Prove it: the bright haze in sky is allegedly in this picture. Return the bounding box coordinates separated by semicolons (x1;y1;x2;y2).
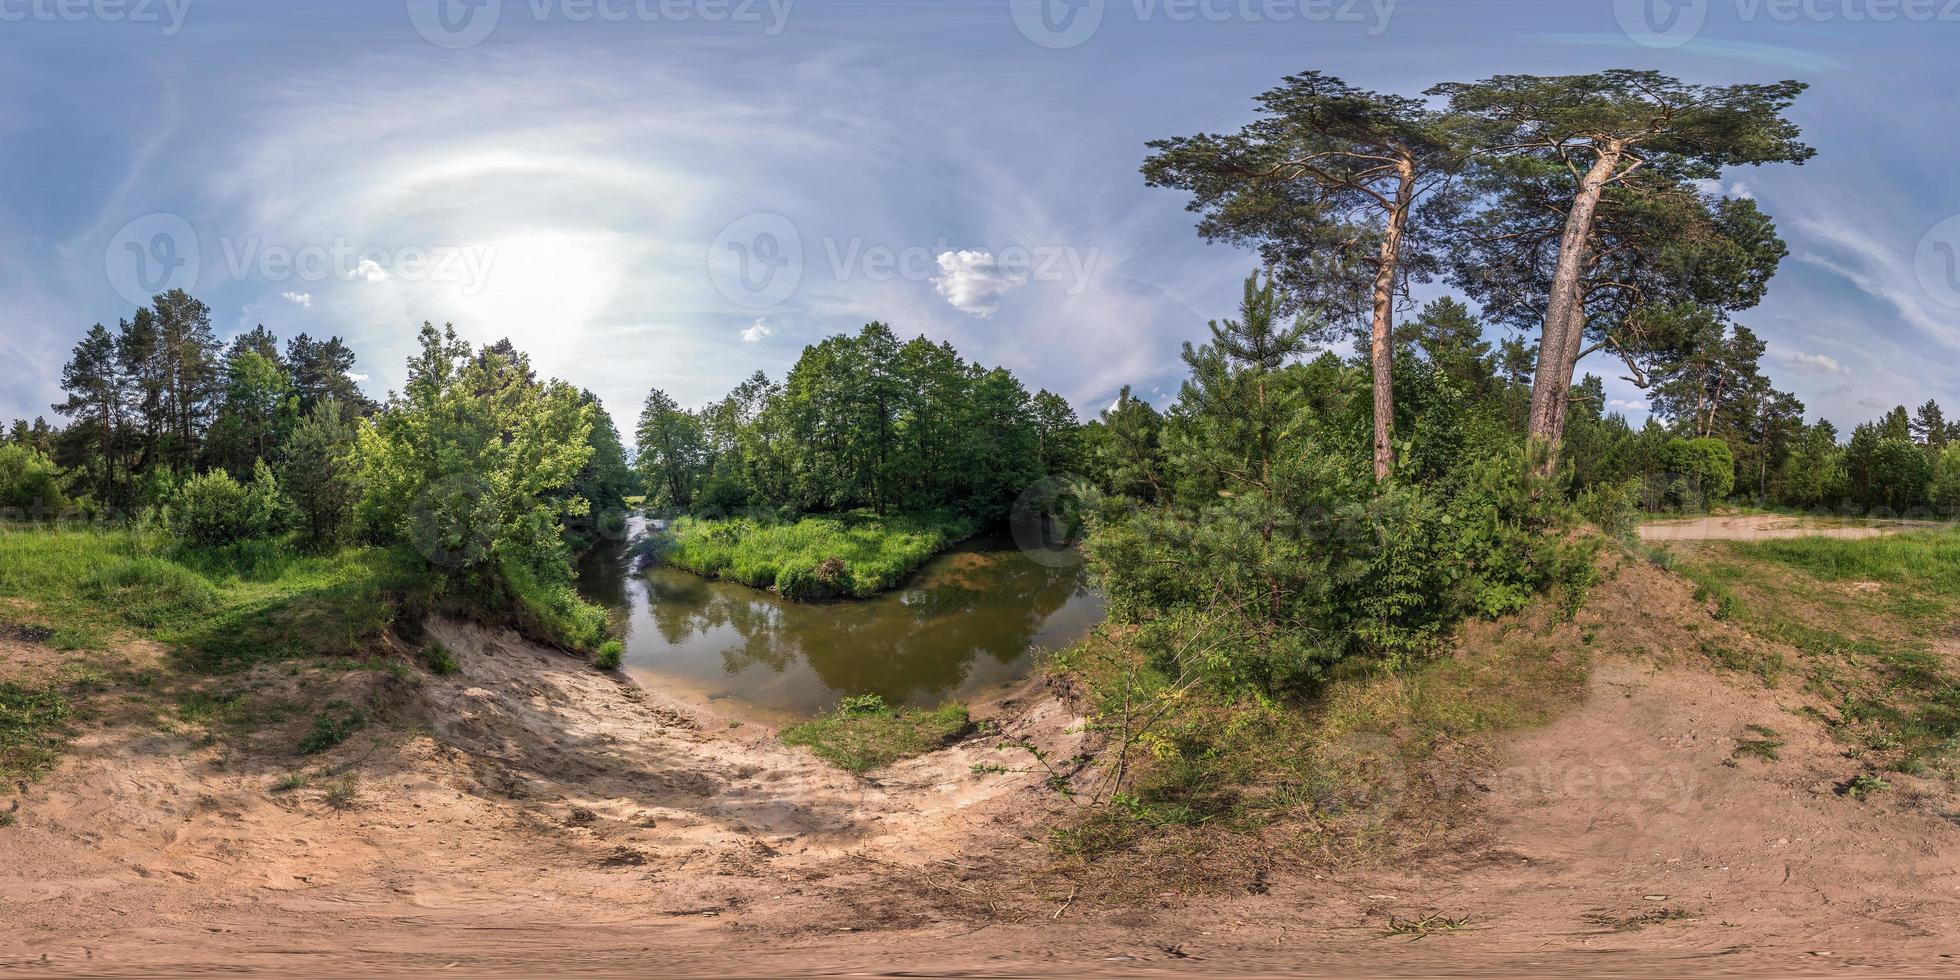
4;0;1959;439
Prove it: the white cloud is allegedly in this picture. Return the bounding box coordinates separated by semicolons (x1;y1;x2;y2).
281;291;312;308
348;373;369;383
1772;349;1847;375
740;318;773;343
350;258;390;282
931;249;1028;317
1608;397;1649;413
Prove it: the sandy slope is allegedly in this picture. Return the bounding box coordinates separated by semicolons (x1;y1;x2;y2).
7;565;1960;976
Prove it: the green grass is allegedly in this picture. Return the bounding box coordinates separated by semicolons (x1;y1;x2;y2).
1677;530;1960;775
0;682;71;785
0;525;434;669
660;510;978;599
781;694;972;774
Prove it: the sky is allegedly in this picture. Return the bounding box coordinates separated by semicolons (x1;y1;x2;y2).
4;0;1960;442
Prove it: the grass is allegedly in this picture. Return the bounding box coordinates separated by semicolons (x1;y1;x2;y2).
298;706;365;755
0;682;71;785
0;525;433;668
659;510;978;599
1674;528;1960;777
781;694;972;774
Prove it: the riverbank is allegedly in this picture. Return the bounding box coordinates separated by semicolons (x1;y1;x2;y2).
656;510;978;599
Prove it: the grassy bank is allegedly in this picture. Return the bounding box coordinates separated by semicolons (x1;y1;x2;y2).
781;694;972;774
1674;528;1960;775
659;510;978;599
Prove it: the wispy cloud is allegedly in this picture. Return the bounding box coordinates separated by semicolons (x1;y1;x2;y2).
282;290;312;308
1772;349;1846;374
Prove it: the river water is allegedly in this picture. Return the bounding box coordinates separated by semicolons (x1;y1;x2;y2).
575;517;1105;723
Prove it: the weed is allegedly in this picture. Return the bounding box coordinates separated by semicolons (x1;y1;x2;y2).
1838;772;1891;799
420;642;459;676
1584;907;1695;931
660;510;977;599
781;694;971;774
1732;725;1784;762
298;708;365;755
1380;912;1475;939
271;771;311;793
321;774;360;809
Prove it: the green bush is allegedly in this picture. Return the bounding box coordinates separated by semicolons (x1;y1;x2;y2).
0;444;69;515
1658;437;1735;509
421;641;459;676
298;708;365;755
594;640;623;670
170;461;284;547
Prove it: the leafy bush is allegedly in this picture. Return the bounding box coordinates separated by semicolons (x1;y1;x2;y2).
1657;437;1735;510
594;640;623;671
170;461;283;547
421;641;459;676
0;444;69;516
1932;449;1960;512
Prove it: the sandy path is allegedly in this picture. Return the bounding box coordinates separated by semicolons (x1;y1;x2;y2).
9;575;1960;975
1639;513;1947;542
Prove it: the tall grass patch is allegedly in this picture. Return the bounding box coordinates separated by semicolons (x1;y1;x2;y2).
661;510;977;599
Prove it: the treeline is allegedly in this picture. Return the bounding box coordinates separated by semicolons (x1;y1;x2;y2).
635;321;1080;523
2;291;635;650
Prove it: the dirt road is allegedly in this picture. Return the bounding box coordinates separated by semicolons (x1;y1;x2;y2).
1639;513;1946;542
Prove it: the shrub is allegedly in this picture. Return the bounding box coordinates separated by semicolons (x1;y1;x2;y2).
594;640;623;671
171;461;283;547
0;444;69;516
421;641;459;676
1658;437;1735;510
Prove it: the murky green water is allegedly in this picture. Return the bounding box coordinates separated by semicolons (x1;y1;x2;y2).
576;518;1105;722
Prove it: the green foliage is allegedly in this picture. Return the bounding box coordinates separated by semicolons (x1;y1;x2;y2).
593;640;623;671
1843;425;1931;513
1658;437;1736;509
421;641;459;676
168;461;284;547
660;510;976;599
0;443;70;515
637;323;1061;525
780;694;971;774
280;400;361;547
1931;447;1960;511
298;707;365;755
355;324;603;650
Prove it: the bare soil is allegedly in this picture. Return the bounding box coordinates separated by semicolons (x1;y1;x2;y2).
7;563;1960;976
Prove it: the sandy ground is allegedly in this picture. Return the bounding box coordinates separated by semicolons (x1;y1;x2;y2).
1639;513;1947;542
7;563;1960;976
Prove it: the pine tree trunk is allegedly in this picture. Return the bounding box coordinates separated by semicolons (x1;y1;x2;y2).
1368;162;1417;483
1529;147;1623;474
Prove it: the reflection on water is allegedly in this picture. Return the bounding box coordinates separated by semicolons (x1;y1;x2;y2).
575;517;1105;721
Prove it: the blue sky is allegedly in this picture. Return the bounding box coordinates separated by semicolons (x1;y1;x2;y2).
4;0;1959;440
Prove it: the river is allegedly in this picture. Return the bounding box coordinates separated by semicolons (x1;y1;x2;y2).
575;516;1105;723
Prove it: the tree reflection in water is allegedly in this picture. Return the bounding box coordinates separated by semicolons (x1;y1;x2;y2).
578;527;1103;717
